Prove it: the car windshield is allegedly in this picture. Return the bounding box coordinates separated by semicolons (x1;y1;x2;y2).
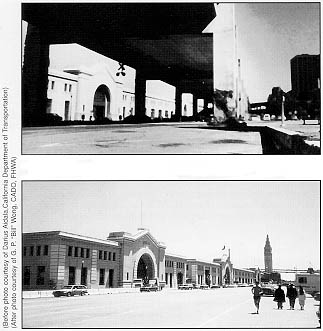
62;286;73;289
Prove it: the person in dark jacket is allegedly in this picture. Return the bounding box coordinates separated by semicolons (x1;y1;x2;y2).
274;285;286;309
286;284;298;309
251;281;263;314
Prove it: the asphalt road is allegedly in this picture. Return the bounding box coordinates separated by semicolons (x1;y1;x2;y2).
22;122;263;154
23;287;319;328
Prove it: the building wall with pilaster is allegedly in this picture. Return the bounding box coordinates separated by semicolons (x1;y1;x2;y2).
23;232;120;290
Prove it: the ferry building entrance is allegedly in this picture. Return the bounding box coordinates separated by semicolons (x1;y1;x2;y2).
137;253;155;283
107;229;166;288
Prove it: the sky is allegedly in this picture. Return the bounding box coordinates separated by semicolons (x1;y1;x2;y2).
21;3;320;104
23;181;320;271
235;2;320;102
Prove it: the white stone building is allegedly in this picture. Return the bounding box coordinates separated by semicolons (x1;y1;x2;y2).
45;44;176;122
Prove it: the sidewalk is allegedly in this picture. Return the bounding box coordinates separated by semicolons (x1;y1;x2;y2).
248;120;320;145
23;287;140;299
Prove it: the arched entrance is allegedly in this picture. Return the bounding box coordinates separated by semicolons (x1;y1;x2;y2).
137;253;155;285
177;272;184;285
93;85;111;121
224;267;231;284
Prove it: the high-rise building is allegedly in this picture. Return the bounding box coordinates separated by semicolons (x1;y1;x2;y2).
290;54;320;99
264;234;273;273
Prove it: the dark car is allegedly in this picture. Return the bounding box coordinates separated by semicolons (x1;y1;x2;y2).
261;285;276;296
178;284;193;290
314;292;321;301
53;285;88;297
140;284;159;292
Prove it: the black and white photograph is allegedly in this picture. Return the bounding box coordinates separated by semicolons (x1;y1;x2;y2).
0;1;322;331
22;181;320;328
21;2;320;154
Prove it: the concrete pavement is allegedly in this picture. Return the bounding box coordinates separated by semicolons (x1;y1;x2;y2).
22;122;263;154
23;287;320;328
247;119;320;145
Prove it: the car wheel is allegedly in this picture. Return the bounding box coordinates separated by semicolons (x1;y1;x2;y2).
80;292;84;296
67;292;71;297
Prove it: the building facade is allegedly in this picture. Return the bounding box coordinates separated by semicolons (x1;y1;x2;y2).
22;231;120;290
233;268;255;284
23;229;257;290
46;65;176;122
291;54;320;98
264;234;273;273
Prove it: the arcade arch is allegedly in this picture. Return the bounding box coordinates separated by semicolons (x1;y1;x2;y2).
224;266;231;284
137;253;155;282
133;247;158;284
93;84;111;120
177;272;184;285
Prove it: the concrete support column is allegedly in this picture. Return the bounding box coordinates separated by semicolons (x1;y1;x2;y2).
203;98;209;116
135;70;146;120
206;97;214;114
175;87;182;120
193;95;198;119
22;24;50;126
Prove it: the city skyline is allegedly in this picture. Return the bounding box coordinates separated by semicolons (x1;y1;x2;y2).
235;2;320;102
23;181;320;271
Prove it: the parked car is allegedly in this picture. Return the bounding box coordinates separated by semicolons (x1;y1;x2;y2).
249;115;261;121
210;284;221;289
261;284;276;296
53;285;88;297
140;283;159;292
178;284;193;290
263;114;271;121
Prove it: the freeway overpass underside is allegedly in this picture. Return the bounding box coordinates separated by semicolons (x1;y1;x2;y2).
22;3;216;125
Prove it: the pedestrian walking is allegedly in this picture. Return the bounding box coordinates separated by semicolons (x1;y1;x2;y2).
298;286;306;310
274;285;285;309
286;284;298;309
251;281;263;314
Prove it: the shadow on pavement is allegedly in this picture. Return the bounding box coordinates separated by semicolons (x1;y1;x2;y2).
158;143;187;148
210;139;248;144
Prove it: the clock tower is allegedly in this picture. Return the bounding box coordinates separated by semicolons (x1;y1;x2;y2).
264;235;273;273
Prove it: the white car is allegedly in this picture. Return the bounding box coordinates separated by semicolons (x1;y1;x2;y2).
250;115;261;121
